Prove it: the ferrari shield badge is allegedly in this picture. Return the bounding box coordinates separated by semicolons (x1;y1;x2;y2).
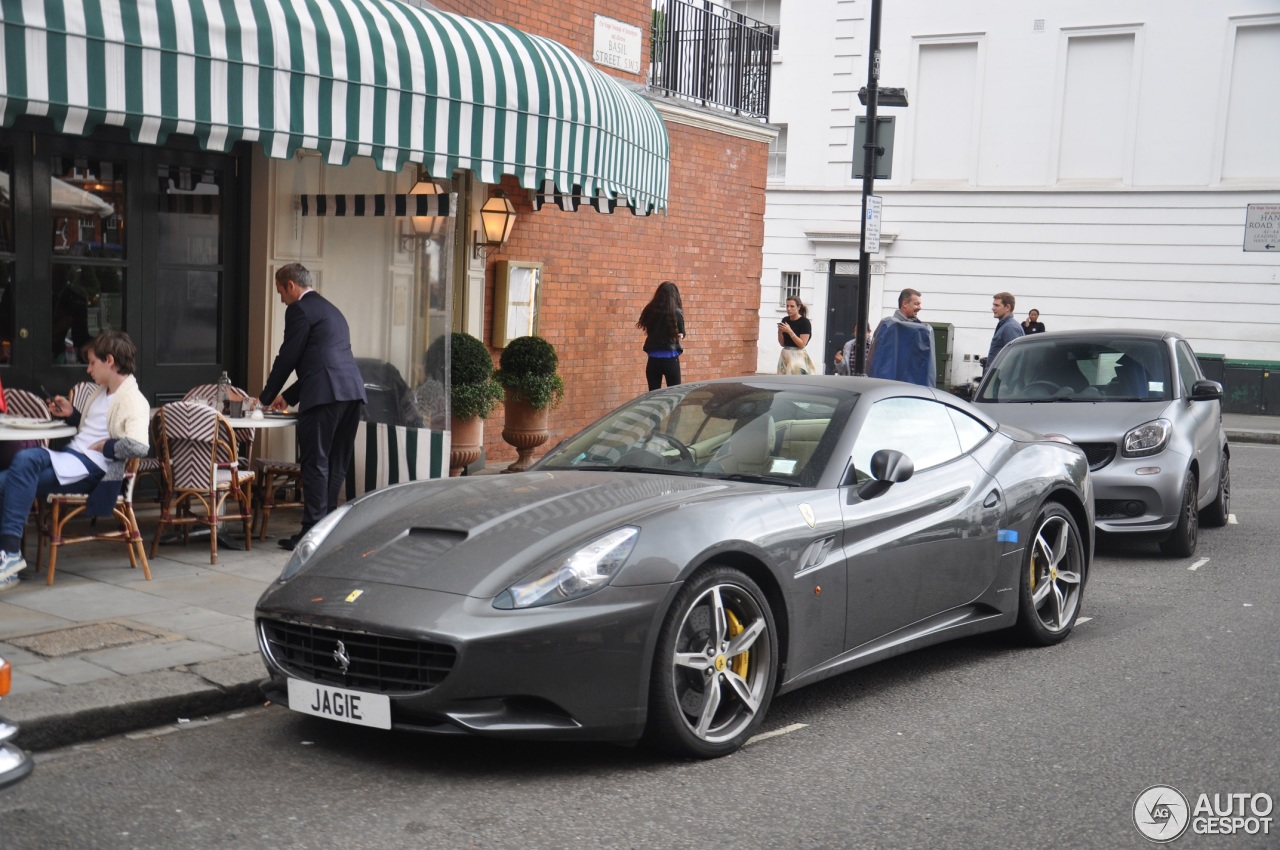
798;503;816;528
344;590;364;603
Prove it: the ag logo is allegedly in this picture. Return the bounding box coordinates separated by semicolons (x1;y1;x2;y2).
1134;784;1190;843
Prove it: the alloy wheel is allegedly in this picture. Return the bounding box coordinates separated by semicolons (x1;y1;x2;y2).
669;582;774;746
1028;513;1084;633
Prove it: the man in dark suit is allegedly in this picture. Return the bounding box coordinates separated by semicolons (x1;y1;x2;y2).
259;263;367;550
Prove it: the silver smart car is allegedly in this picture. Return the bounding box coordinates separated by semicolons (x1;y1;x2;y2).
973;329;1229;557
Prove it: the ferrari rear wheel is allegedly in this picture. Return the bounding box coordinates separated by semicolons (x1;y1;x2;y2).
645;565;777;759
1015;502;1086;646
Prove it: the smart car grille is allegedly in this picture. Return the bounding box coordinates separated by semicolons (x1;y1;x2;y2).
1076;442;1116;471
260;619;456;695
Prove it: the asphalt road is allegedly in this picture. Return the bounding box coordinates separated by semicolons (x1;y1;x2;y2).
3;444;1278;850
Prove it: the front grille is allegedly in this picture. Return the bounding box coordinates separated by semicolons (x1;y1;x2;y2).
260;618;456;695
1076;442;1116;471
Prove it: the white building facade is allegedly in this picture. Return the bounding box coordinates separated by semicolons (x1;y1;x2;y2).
753;0;1280;388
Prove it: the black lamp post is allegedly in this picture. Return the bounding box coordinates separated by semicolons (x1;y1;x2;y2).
851;0;884;377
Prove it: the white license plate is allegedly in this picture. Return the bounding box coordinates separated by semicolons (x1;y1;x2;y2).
286;679;391;730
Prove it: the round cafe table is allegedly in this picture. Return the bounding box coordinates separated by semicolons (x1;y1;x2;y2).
0;418;77;441
221;413;298;548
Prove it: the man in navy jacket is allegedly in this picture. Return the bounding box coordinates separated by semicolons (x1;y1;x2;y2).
259;263;367;550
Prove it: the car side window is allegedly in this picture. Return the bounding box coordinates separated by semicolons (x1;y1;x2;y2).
853;397;963;476
946;407;991;453
1175;342;1201;396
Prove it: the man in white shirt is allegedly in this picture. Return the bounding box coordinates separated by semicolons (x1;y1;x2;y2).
0;331;150;590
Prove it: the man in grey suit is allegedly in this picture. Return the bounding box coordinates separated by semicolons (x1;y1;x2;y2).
259;263;367;550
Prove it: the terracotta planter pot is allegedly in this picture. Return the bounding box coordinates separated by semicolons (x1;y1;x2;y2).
449;414;484;477
501;390;549;472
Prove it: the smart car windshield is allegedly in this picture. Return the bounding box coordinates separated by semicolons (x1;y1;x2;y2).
537;383;856;486
978;337;1172;403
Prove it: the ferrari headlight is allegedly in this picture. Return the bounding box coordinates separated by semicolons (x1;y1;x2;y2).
278;504;352;582
494;527;639;609
1122;418;1172;458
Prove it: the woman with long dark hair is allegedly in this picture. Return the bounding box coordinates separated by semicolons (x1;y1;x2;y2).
637;281;685;390
776;296;816;374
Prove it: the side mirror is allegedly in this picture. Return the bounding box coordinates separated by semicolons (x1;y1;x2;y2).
854;449;915;500
1190;379;1222;401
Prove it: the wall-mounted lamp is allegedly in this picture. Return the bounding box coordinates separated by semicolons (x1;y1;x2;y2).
398;178;445;252
474;191;516;260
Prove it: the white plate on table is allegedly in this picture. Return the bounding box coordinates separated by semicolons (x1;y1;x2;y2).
2;418;57;429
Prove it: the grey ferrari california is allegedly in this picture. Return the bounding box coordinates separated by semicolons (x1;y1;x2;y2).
256;376;1093;758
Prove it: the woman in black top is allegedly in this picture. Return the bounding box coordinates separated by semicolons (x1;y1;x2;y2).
637;280;686;390
1022;309;1046;334
776;296;816;374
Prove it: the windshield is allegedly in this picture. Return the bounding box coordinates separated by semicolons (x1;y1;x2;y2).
978;337;1172;403
537;383;856;486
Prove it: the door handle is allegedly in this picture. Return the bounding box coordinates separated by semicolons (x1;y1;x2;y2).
983;489;1000;509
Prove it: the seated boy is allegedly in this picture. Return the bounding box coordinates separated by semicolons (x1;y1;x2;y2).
0;331;149;590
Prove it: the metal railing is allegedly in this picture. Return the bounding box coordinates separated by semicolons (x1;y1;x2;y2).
650;0;773;121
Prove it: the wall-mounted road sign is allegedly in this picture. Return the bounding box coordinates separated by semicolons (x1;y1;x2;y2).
1244;204;1280;252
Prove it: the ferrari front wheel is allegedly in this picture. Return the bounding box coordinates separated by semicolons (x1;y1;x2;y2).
1015;502;1086;646
645;566;778;759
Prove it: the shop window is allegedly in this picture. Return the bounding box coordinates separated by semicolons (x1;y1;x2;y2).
0;148;12;365
155;165;223;364
50;156;127;364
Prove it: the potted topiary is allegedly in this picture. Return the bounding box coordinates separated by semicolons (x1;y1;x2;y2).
448;332;503;476
494;335;565;472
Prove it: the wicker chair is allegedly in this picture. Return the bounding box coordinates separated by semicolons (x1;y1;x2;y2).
36;457;150;585
253;455;304;540
184;383;256;463
149;401;255;564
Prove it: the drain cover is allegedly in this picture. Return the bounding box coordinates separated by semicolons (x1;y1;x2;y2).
8;622;155;657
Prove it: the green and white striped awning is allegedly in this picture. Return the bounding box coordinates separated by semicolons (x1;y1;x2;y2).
0;0;669;214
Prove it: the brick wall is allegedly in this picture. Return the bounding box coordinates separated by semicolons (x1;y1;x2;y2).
438;0;650;82
478;122;768;467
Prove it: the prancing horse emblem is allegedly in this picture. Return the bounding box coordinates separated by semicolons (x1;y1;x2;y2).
333;640;351;675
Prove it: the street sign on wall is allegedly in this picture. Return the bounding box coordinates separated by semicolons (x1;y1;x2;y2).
1244;204;1280;252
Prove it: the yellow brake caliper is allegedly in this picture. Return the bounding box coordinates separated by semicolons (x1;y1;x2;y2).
726;609;750;678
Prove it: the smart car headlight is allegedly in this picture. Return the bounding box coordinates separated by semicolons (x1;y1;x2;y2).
494;527;639;609
278;504;352;582
1122;418;1172;458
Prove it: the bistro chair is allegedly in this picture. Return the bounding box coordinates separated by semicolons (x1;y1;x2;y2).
184;383;256;465
253;456;304;540
36;457;150;585
68;381;98;414
149;401;256;565
4;388;52;433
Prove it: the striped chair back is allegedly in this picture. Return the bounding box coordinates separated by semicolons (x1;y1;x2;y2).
155;401;240;491
184;383;255;459
5;388;51;420
69;381;99;415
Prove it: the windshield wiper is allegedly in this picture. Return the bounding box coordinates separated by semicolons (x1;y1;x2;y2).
713;472;799;486
571;465;704;477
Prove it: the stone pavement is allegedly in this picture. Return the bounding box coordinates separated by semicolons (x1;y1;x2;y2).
2;413;1278;753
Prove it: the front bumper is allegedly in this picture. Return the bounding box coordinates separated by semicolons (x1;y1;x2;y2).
256;576;680;743
1090;452;1187;534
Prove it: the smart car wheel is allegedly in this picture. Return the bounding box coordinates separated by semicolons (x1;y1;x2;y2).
645;565;777;759
1015;503;1086;646
1199;450;1230;529
1160;472;1199;557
